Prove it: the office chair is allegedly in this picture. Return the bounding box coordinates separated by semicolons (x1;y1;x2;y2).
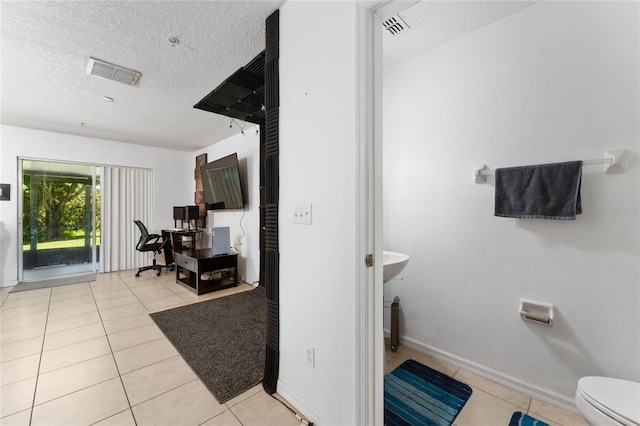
133;220;170;277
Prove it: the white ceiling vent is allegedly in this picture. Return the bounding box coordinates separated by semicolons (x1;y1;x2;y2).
382;15;410;35
86;57;141;86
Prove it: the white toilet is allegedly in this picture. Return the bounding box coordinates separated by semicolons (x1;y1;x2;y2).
575;376;640;426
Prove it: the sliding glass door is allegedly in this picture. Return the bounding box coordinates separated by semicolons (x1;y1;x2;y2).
20;159;100;282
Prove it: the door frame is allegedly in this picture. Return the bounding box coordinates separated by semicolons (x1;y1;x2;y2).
17;157;99;282
355;1;419;424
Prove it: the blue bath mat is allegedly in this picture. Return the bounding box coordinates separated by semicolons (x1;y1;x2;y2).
384;359;472;426
509;411;550;426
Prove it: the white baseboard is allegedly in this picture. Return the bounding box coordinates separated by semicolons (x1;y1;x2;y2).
276;380;337;426
1;280;19;288
385;329;578;413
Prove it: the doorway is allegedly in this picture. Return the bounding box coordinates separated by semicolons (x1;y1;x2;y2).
19;159;100;283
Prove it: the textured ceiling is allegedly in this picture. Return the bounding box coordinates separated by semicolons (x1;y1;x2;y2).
0;1;282;151
1;1;536;152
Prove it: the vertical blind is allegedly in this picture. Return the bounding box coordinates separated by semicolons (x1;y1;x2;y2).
101;166;153;272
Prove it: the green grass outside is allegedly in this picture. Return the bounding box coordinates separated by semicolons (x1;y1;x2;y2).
23;232;101;250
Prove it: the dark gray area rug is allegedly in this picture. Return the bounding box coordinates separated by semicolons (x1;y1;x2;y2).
150;286;265;403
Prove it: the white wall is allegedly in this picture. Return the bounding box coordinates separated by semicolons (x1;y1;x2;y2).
383;1;639;403
0;125;193;286
277;2;359;424
195;128;260;284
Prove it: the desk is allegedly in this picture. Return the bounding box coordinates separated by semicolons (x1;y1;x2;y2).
174;248;238;295
160;230;176;267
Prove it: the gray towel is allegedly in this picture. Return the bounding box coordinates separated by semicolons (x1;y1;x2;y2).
495;161;583;220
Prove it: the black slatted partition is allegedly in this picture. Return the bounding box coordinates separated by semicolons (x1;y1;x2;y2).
262;9;280;395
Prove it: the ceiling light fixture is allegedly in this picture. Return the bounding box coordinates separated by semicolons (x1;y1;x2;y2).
86;57;141;86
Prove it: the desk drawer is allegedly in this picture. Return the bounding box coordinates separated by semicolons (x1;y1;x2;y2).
175;253;197;272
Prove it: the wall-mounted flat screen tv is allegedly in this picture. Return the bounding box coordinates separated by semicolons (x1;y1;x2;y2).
200;153;245;210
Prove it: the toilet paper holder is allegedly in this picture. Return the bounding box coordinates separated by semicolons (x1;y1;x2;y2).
519;299;554;326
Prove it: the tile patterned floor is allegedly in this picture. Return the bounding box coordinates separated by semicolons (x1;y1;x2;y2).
0;271;299;426
385;345;588;426
1;270;588;425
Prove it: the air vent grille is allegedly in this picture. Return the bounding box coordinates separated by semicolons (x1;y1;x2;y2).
86;57;141;86
382;15;410;35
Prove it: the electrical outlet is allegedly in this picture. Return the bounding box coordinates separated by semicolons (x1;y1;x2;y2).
305;347;315;368
293;204;312;225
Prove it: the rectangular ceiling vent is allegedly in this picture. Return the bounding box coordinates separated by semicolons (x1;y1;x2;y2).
86;57;141;86
383;15;410;35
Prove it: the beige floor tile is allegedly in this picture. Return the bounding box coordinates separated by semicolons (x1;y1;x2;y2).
92;409;137;426
34;354;119;405
0;295;50;310
0;322;46;346
201;409;243;426
49;287;92;301
387;346;459;377
93;273;125;283
44;310;101;334
47;301;97;321
0;407;31;426
0;310;47;332
119;274;156;286
42;322;105;351
0;353;40;386
95;294;140;310
48;294;94;309
107;323;164;352
135;288;176;301
91;282;130;294
102;313;154;335
129;282;170;295
231;390;300;426
175;289;201;304
0;377;37;418
0;336;43;363
113;338;179;374
39;336;111;374
200;283;254;301
454;369;531;410
225;383;263;409
529;398;588;426
0;303;49;320
0;286;16;298
156;273;177;283
384;345;401;375
3;289;50;302
98;302;148;322
50;282;91;292
31;377;129;426
142;295;186;313
453;387;520;426
132;379;226;425
91;288;135;301
121;355;197;406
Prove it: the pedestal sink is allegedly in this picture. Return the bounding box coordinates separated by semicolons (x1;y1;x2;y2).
383;251;409;353
383;251;410;283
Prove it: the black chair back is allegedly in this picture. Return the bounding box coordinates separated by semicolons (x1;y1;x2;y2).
134;220;154;251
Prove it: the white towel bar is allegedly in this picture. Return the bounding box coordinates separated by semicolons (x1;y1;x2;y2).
474;149;627;183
